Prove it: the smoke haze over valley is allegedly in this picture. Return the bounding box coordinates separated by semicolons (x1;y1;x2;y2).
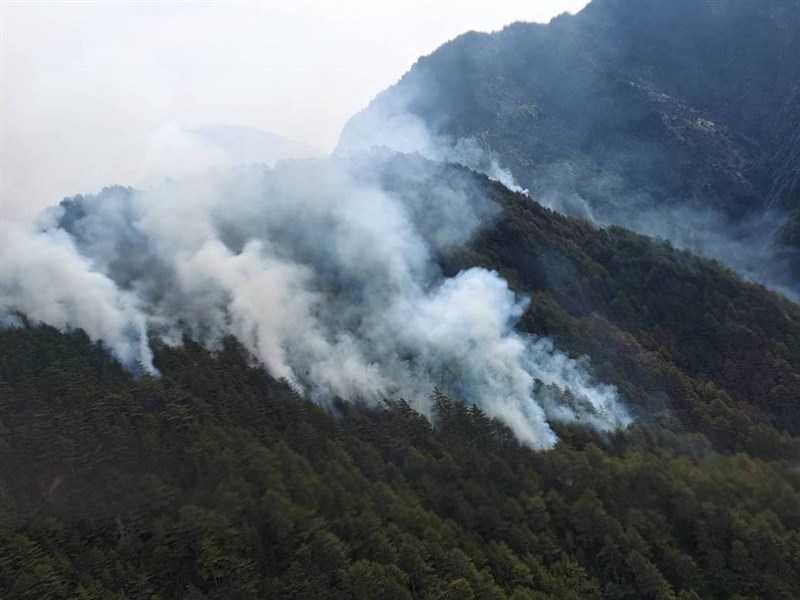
4;3;800;598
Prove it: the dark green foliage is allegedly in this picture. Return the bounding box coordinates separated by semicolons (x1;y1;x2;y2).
4;152;800;599
440;174;800;457
2;320;800;599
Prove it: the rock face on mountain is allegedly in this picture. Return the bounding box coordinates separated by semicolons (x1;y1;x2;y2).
341;0;800;294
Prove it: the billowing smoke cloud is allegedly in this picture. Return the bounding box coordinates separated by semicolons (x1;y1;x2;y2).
1;124;629;448
1;224;153;369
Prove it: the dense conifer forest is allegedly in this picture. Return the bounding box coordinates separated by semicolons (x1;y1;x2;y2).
3;176;800;600
4;1;800;596
3;323;800;600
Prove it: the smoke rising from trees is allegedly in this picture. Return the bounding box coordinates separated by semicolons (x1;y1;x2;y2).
1;121;630;448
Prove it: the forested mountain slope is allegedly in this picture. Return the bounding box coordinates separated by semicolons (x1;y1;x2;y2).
6;2;800;599
3;167;800;599
458;173;800;446
340;0;800;294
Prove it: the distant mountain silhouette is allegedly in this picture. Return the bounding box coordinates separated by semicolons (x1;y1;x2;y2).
194;124;324;166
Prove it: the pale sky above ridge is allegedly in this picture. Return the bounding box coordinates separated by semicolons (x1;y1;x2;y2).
1;1;589;221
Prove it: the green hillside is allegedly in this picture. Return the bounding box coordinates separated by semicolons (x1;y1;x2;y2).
3;170;800;600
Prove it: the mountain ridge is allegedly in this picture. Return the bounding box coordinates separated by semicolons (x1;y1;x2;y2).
340;0;800;295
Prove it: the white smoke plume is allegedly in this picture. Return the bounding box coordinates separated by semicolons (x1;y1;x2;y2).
1;123;629;448
1;224;153;369
336;88;529;194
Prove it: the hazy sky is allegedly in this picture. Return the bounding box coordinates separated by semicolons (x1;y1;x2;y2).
1;1;589;222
